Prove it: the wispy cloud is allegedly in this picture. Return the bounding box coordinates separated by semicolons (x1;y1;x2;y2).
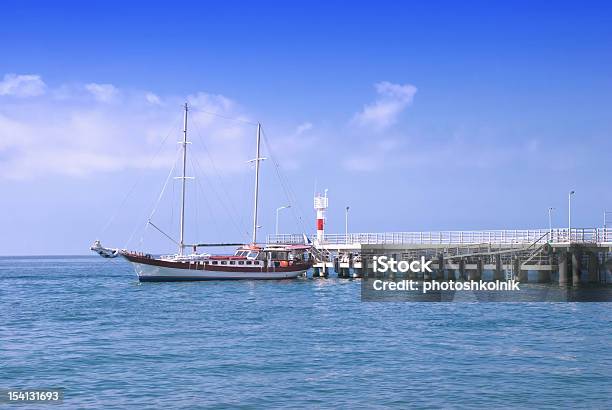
85;83;119;102
0;73;46;97
294;122;313;135
351;81;417;130
0;73;313;180
145;92;161;105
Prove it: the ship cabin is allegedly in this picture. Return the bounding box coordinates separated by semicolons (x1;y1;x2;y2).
195;244;311;269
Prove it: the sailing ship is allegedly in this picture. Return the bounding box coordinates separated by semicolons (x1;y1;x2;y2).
92;103;312;281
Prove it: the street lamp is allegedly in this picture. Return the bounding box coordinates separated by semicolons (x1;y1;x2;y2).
568;190;575;242
275;205;291;236
345;206;350;237
548;207;555;239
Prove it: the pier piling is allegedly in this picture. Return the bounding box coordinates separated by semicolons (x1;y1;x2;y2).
559;251;569;285
572;250;582;284
494;254;504;281
588;252;599;283
437;254;445;280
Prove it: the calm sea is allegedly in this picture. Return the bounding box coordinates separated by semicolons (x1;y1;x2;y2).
1;256;611;409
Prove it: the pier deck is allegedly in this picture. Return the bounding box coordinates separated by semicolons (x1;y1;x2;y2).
269;228;612;248
267;228;612;283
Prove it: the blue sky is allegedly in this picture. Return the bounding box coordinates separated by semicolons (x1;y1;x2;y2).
1;1;611;255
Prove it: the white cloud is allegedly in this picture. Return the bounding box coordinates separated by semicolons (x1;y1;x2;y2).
352;81;417;130
294;122;313;135
0;73;311;180
85;83;119;102
145;92;161;105
0;73;46;97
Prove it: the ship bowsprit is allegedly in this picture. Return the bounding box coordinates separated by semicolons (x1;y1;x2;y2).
90;240;120;258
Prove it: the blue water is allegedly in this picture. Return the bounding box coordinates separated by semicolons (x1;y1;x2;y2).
1;256;611;409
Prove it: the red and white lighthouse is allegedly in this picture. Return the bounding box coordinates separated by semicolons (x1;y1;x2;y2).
314;190;329;243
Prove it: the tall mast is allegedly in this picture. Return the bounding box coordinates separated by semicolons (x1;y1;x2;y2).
179;102;189;255
252;123;262;244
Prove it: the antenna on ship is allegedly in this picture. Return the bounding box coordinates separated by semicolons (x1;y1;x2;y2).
249;123;266;244
178;102;190;255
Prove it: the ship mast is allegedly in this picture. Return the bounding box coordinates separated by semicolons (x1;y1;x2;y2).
251;123;265;244
178;102;189;255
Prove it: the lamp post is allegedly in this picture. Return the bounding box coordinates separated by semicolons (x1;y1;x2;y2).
548;207;555;239
345;206;350;237
568;190;575;242
275;205;290;236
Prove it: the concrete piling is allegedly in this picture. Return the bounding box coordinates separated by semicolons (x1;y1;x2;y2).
588;252;599;283
514;257;526;282
536;248;553;283
424;256;432;280
468;259;482;281
537;269;551;283
559;251;569;285
494;254;504;281
572;250;582;285
458;259;465;281
408;259;417;279
437;254;445;281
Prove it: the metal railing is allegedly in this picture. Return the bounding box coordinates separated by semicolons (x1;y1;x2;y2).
268;228;612;246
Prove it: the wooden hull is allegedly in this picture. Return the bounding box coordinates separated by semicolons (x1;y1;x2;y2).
123;254;310;281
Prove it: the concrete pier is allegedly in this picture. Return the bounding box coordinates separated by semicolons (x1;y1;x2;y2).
294;227;611;285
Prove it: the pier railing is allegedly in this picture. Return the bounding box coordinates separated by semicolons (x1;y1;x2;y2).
268;228;612;246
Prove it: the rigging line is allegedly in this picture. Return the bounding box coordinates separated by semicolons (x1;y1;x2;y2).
189;156;227;243
277;167;308;235
190;152;249;241
196;172;225;241
261;129;300;225
170;169;175;235
197;109;258;126
190;116;250;237
186;155;204;245
193;158;199;245
190;115;250;229
125;146;181;250
260;126;309;235
98;116;182;237
147;148;181;222
148;221;179;245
